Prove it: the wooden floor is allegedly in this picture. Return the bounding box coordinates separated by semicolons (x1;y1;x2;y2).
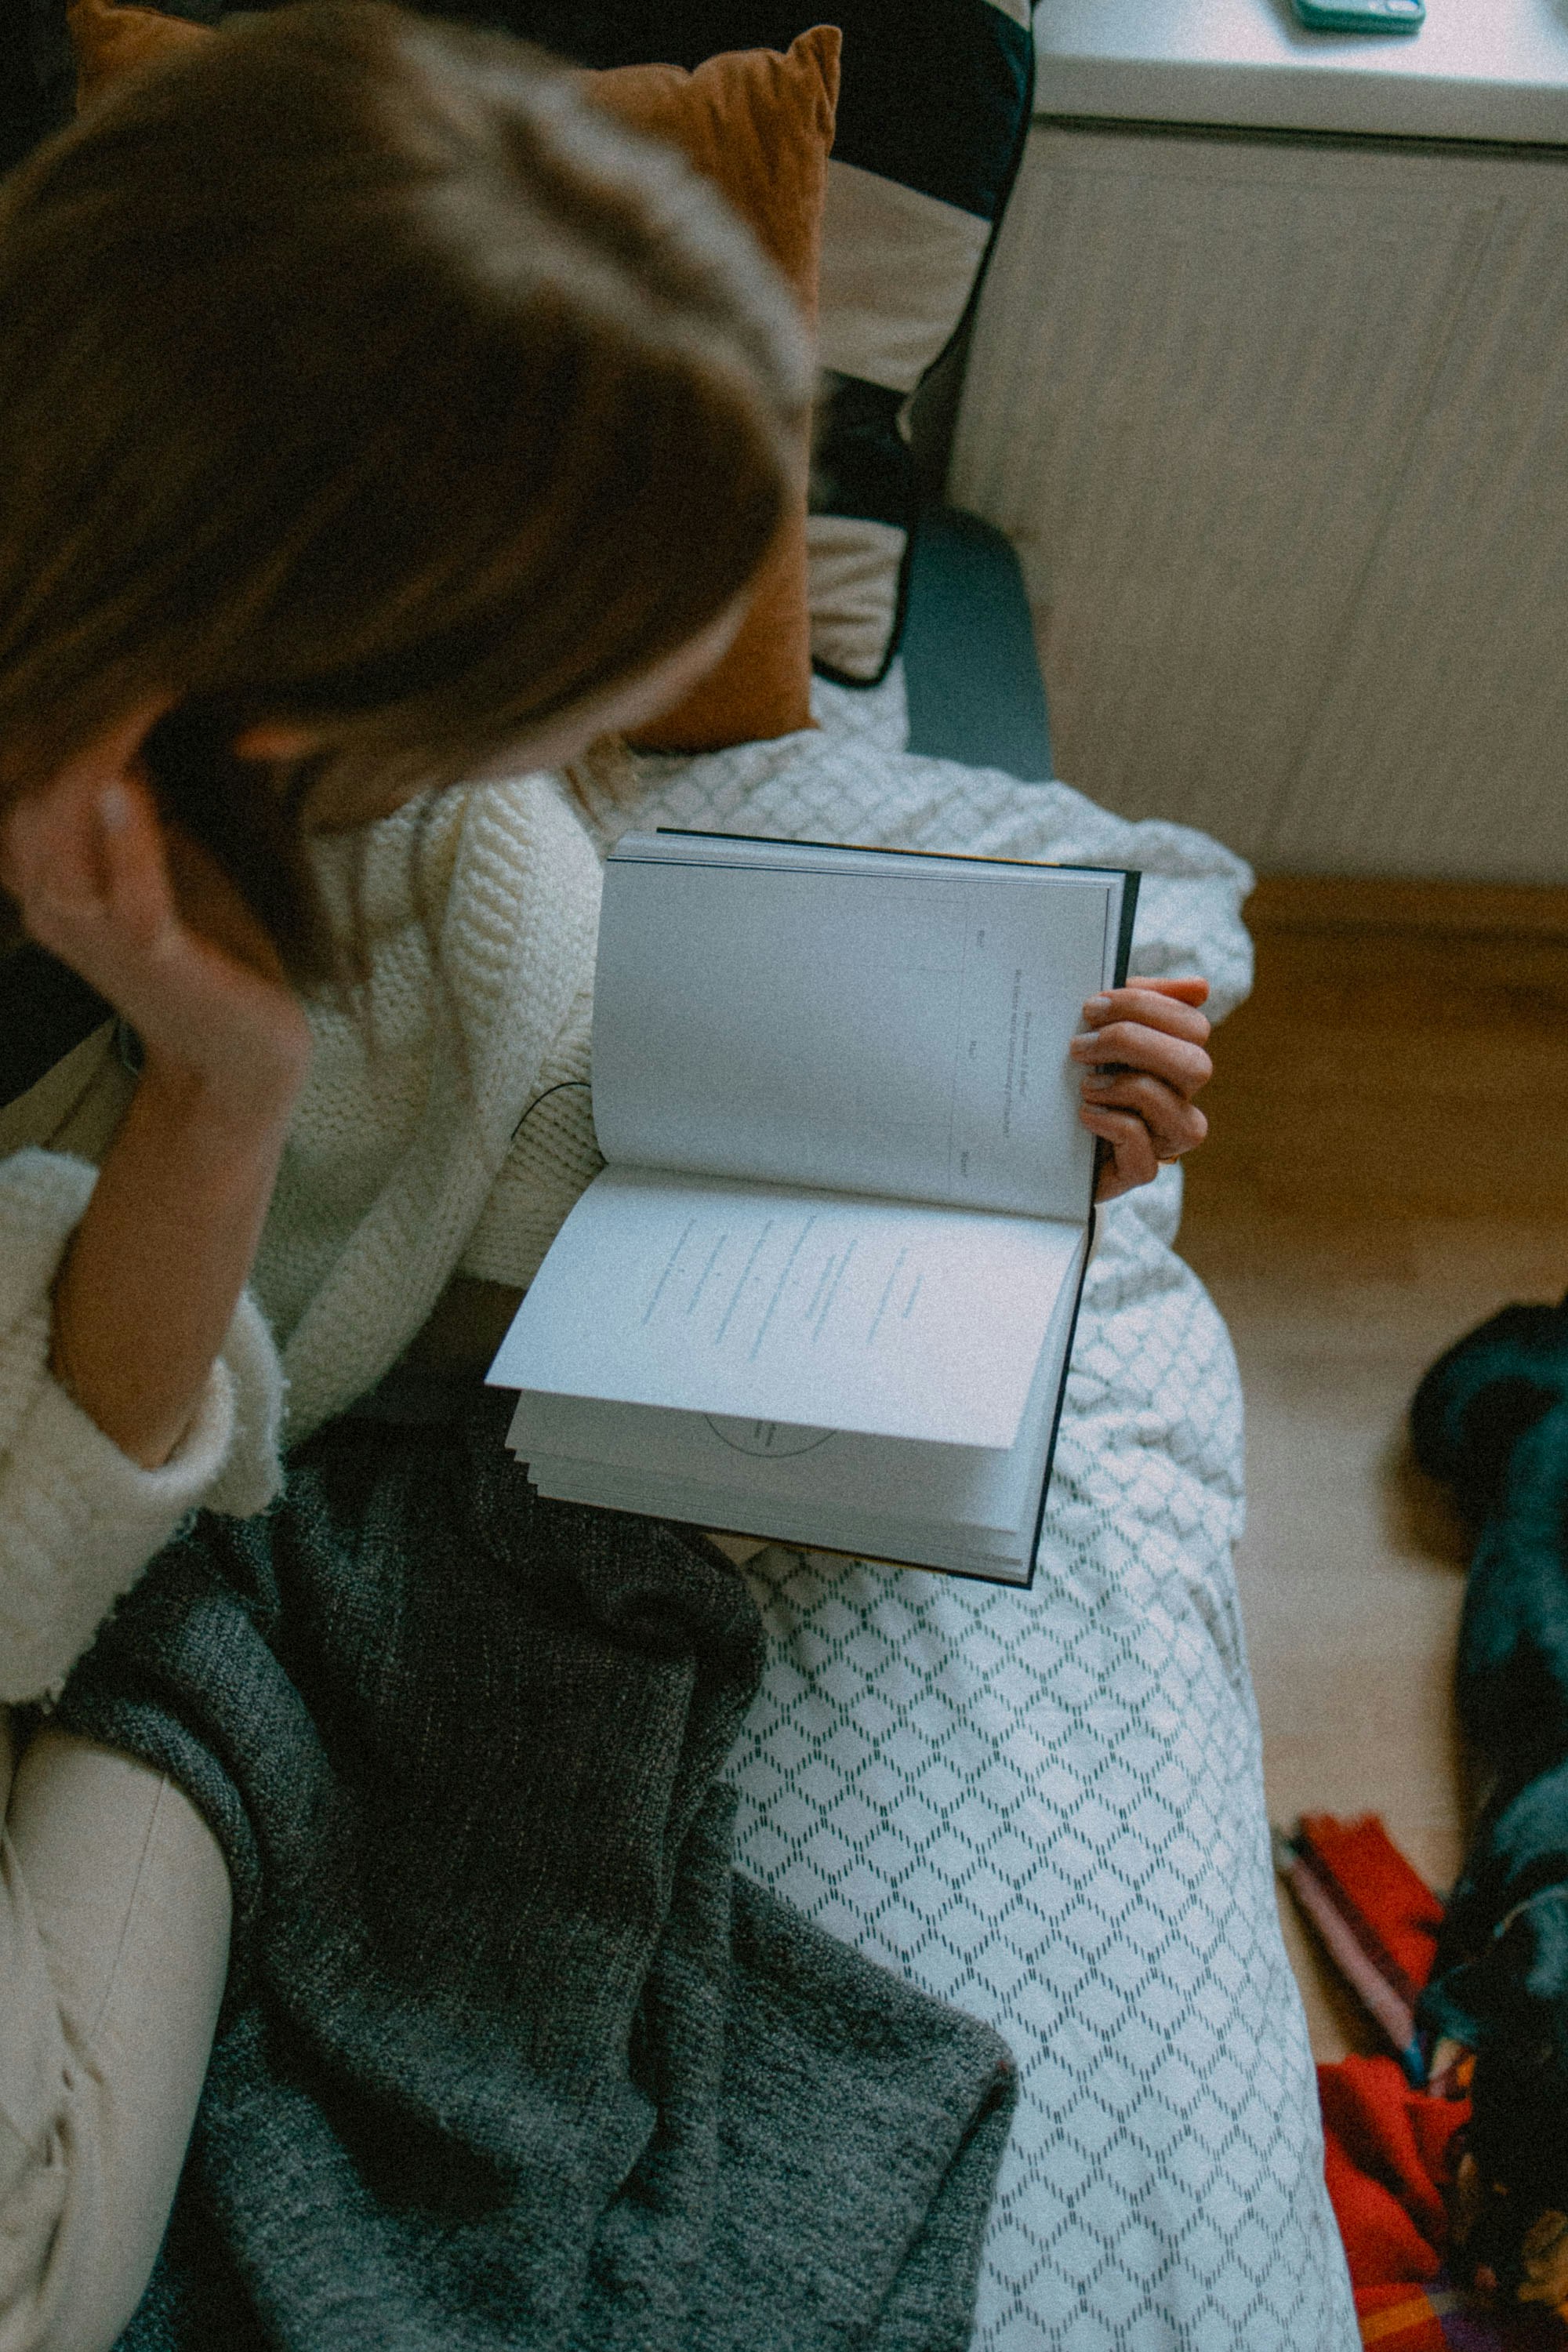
1176;877;1568;2058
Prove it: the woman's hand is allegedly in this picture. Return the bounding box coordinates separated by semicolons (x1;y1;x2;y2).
0;708;313;1467
0;706;312;1122
1071;977;1212;1203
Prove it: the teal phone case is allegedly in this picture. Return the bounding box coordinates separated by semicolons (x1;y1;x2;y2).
1292;0;1424;28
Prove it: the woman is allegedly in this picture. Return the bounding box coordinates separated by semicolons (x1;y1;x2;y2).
0;6;1217;2343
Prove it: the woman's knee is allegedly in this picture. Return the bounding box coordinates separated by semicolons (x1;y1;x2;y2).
0;1735;230;2352
0;2110;97;2352
0;2098;169;2352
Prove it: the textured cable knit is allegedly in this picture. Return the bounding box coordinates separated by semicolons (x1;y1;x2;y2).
0;772;604;1704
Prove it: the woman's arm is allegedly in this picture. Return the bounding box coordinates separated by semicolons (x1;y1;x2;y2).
49;1065;296;1466
1;712;311;1466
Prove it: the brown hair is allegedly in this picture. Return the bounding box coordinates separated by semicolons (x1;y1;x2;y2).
0;0;810;979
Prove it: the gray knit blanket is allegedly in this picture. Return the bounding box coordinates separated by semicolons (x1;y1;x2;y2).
57;1385;1015;2351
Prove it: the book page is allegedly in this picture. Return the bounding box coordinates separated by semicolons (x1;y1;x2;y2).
485;1164;1085;1450
590;834;1127;1221
521;1461;1033;1581
506;1222;1087;1556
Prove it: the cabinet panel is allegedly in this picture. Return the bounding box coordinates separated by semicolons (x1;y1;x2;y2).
1275;198;1568;879
951;125;1568;880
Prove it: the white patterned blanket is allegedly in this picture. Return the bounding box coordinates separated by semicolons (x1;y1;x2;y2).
586;673;1356;2351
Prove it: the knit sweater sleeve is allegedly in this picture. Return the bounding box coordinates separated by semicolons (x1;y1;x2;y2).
0;1149;285;1705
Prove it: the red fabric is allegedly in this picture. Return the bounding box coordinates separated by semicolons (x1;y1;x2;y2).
1306;1820;1468;2322
1318;2056;1467;2284
1300;1814;1446;1999
1305;1817;1566;2346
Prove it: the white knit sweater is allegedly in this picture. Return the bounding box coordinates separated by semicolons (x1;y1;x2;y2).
0;772;605;1704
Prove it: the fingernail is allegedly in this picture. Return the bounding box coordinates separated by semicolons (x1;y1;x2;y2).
1083;994;1111;1014
1082;1076;1112;1094
99;783;130;832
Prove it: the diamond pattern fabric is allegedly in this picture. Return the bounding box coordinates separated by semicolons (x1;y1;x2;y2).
586;710;1357;2348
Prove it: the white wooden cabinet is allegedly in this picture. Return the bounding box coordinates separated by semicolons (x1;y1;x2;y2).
949;120;1568;880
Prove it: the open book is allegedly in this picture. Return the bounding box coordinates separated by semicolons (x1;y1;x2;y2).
487;830;1139;1584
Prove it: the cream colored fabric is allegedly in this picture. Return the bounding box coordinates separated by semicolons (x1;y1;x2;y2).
255;773;603;1436
818;161;990;394
0;1030;133;1168
0;1715;230;2352
805;516;908;683
0;1151;282;1707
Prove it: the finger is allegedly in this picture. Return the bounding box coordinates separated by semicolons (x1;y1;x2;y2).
1086;1082;1213;1167
1080;985;1211;1046
0;791;45;901
1071;1021;1213;1095
1080;1073;1207;1156
1124;975;1209;1006
0;699;172;911
2;768;106;911
1;807;110;980
5;778;176;1004
1080;1102;1160;1181
1080;1104;1160;1200
97;777;177;952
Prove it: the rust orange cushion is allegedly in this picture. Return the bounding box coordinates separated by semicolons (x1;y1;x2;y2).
65;2;840;755
69;0;211;99
588;34;836;750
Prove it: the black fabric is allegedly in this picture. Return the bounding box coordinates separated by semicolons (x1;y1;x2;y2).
222;0;1032;221
810;373;910;530
808;0;1031;690
1408;1299;1568;2299
0;942;113;1109
18;0;1033;215
59;1389;1017;2350
806;372;916;692
2;0;69;176
1410;1295;1568;1782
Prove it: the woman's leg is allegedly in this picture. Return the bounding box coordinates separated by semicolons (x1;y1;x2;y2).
0;1716;230;2352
